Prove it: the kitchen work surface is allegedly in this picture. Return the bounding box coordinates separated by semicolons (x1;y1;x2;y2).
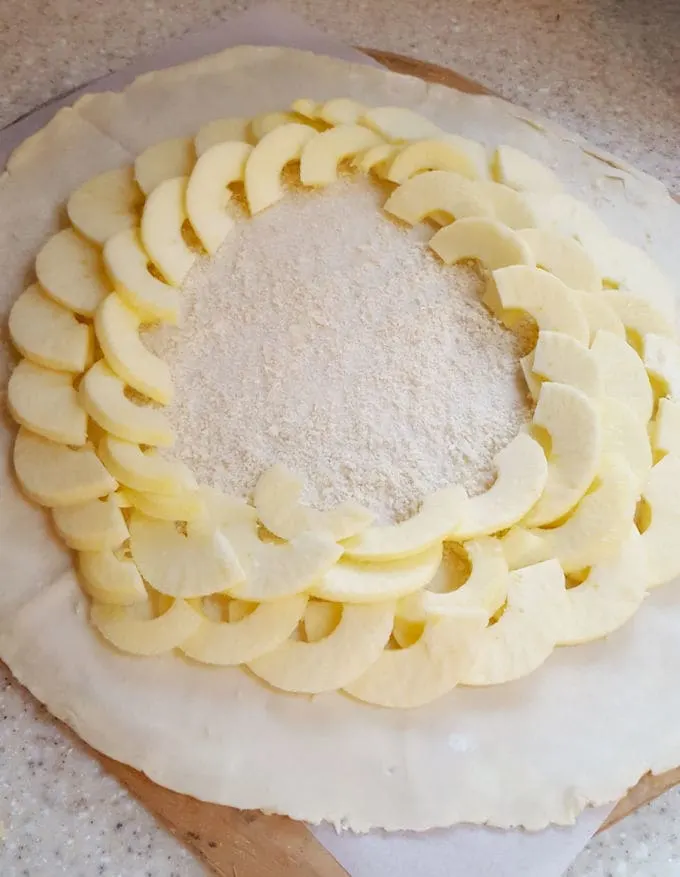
2;4;680;877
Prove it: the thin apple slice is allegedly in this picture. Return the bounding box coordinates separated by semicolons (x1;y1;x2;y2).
493;146;562;193
517;228;601;292
98;434;196;495
195;116;251;155
643;333;680;401
638;454;680;588
599;396;652;491
528;331;602;398
78;547;147;605
244;123;317;214
36;228;110;317
124;488;204;522
590;330;653;423
430;217;534;270
384;171;494;226
140;175;196;286
600;294;674;349
477;180;537;229
134;138;196;196
652;398;680;458
386;139;480;183
499;527;550;570
53;495;129;551
8;359;87;446
352;143;400;176
299;124;383;186
318;98;366;125
571;289;625;342
91;598;201;656
67;166;143;245
361;107;441;142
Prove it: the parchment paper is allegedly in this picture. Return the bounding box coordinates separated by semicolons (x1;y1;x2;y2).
0;4;612;875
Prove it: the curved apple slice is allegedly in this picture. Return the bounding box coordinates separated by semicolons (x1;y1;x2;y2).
249;111;302;142
452;434;548;539
352;143;400;176
493;146;562;193
244;123;317;214
140;176;196;286
600;294;673;349
559;529;648;645
599;396;652;491
185;141;252;255
197;485;258;528
570;289;625;342
399;537;508;620
590;330;653;423
343;486;466;562
67;166;143;245
524;383;601;527
223;520;342;602
9;284;93;373
248;601;395;693
91;598;201;656
35;228;110;317
8;359;87;446
523;192;609;244
78;547;147;605
134;138;196;196
361;107;441;142
181;594;307;665
53;495;129;551
303;600;342;642
124;488;204;522
14;428;116;507
98;434;196;495
643;333;680;401
95;293;172;404
517;228;601;292
638;454;680;588
486;267;589;344
312;543;442;603
477;181;536;229
457;560;567;686
253;464;373;541
195;117;250;155
318;98;366;125
384;171;494;226
386;139;480;183
499;527;550;570
129;512;244;598
344;609;487;708
652;398;680;458
103;228;180;325
430;217;534;270
527;331;602;398
290;98;320;119
533;455;637;573
299;124;383;186
79;360;174;447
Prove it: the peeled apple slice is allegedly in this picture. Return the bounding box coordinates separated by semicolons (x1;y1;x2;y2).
248;602;395;694
185;140;252;254
524;383;601;527
343;486;466;562
129;513;244;598
361;107;441;142
80;360;174;447
600;294;673;348
124;488;204;522
571;290;625;342
98;434;196;495
523;192;610;246
291;98;320;119
245;123;317;214
103;228;181;325
53;495;129;551
134;138;196;196
493;146;562;193
197;485;258;528
8;359;87;446
599;396;652;491
528;331;602;398
253;464;373;541
14;428;116;507
399;537;508;620
383;171;494;226
318;98;366;125
140;176;196;286
249;111;301;142
430;217;534;270
224;521;342;602
638;454;680;588
181;594;307;665
9;284;93;373
35;228;110;317
517;228;601;292
486;267;589;345
477;181;537;229
312;543;443;603
304;600;342;642
78;547;147;605
652;398;680;458
499;527;550;570
386;139;480;183
533;455;637;573
558;529;648;646
352;143;400;176
452;434;548;539
643;333;680;401
457;560;567;686
590;330;653;423
344;610;487;708
194;117;251;155
91;599;201;656
299;125;383;186
67;166;143;245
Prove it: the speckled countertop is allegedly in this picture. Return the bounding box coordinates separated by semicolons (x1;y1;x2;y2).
1;2;680;876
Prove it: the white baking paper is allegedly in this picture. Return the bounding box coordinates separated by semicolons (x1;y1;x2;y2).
0;4;614;875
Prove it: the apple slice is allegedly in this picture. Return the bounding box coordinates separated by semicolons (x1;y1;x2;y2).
196;485;258;528
570;289;625;342
290;98;320;119
53;495;129;551
299;124;383;186
643;333;680;401
244;123;317;214
430;217;534;270
493;146;562;193
195;116;251;155
67;166;143;245
352;143;400;176
91;598;201;656
134;138;196;196
35;228;110;317
386;139;480;183
384;170;494;226
528;331;602;398
477;180;537;229
600;294;673;349
599;396;652;491
124;488;204;522
517;228;601;292
303;600;342;642
499;527;550;570
318;98;366;125
8;359;87;446
638;454;680;588
78;546;146;605
140;176;196;286
98;434;196;495
361;107;441;142
652;398;680;459
249;111;302;142
590;330;653;423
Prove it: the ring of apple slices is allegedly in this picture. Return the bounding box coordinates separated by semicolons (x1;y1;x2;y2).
6;98;680;709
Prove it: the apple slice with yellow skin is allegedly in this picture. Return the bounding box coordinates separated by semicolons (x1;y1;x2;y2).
245;123;317;214
638;454;680;588
352;143;400;176
67;166;143;245
452;433;548;539
80;360;174;447
361;107;441;142
78;547;147;605
493;146;562;193
299;124;383;186
517;228;601;292
186;140;252;255
651;398;680;459
8;359;87;447
103;228;181;325
527;331;602;399
35;228;110;317
477;180;537;229
318;98;366;125
571;289;625;342
384;171;494;226
248;601;395;694
343;486;466;562
98;434;196;495
386;139;480;183
430;217;534;270
195;116;251;155
14;428;116;507
134;138;196;196
499;527;550;570
53;495;129;551
181;593;307;666
140;176;196;286
590;330;653;423
643;333;680;401
599;396;652;491
91;598;201;656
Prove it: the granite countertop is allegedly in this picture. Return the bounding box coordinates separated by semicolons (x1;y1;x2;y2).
1;1;680;875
